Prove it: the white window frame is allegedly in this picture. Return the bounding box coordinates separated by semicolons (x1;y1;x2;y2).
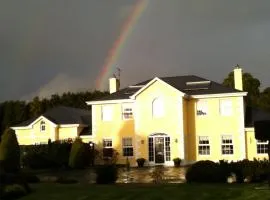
220;99;233;116
221;135;234;155
122;137;133;157
152;97;164;118
102;105;113;121
257;140;269;155
122;104;133;120
196;100;208;116
198;136;210;155
103;138;112;148
40;121;46;132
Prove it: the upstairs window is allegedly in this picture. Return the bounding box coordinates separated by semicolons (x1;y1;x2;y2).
152;98;164;118
102;105;113;121
40;121;46;132
122;104;133;120
257;140;268;154
221;135;234;155
122;137;133;157
196;100;208;116
220;100;233;116
198;136;210;155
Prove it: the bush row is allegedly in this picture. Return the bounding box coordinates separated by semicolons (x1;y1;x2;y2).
185;159;270;183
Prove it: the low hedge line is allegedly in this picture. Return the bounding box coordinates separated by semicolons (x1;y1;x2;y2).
186;159;270;183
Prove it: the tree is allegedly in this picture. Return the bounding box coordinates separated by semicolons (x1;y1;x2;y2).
223;71;261;106
0;128;20;172
68;138;86;169
258;87;270;111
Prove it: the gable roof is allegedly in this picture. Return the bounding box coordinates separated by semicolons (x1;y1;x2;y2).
13;106;92;128
92;75;244;102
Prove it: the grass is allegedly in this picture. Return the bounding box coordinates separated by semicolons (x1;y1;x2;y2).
21;183;269;200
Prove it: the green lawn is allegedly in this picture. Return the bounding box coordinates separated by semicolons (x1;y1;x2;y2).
21;183;269;200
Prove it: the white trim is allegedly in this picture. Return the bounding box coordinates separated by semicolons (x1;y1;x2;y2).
86;99;134;105
190;92;247;99
11;116;57;130
239;97;246;159
59;124;88;128
130;77;186;99
178;98;185;160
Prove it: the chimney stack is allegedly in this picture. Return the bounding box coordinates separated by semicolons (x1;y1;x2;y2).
109;78;120;94
233;64;243;91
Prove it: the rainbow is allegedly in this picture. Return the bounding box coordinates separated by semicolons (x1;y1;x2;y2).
95;0;149;90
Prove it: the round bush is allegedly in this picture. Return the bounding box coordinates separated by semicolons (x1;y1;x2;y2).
186;160;227;183
96;165;118;184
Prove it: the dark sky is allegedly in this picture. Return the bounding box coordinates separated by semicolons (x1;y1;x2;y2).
1;0;270;101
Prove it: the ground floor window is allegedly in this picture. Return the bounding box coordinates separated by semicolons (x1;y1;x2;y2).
257;140;268;154
122;137;133;157
165;137;171;161
148;137;154;161
221;135;233;155
198;136;210;155
103;139;113;157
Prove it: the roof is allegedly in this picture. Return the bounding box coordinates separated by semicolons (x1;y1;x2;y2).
95;75;242;101
13;106;92;127
245;106;270;127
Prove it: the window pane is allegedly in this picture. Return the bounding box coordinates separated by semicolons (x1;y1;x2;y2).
198;136;210;155
153;98;164;117
165;137;171;161
148;138;154;161
197;100;208;116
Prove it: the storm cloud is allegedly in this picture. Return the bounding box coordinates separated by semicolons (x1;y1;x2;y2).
1;0;270;101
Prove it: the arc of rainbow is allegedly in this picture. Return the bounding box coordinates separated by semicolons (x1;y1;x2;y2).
95;0;149;90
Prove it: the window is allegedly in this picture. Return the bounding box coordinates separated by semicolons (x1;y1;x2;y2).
198;136;210;155
122;137;133;156
40;121;46;132
103;139;113;157
220;100;232;116
102;105;113;121
148;137;154;161
196;100;208;116
221;135;234;155
152;98;164;117
165;137;171;161
122;104;133;120
257;140;268;154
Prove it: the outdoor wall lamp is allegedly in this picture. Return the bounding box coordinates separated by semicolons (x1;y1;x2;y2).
175;139;178;143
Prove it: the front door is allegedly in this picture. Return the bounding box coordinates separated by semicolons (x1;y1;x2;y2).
155;137;165;163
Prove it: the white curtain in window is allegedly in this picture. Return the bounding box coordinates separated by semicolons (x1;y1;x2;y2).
152;98;164;117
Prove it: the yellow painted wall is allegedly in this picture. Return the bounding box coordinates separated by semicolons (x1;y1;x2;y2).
245;129;268;160
93;103;136;165
135;80;184;164
58;127;78;140
187;97;245;162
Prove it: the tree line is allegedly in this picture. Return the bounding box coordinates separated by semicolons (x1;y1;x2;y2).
0;91;108;136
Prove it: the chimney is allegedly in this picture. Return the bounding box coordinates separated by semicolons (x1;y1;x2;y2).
109;77;120;94
233;64;243;91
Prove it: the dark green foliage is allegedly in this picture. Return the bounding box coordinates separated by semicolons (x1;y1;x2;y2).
21;142;72;169
95;165;118;184
173;158;182;167
2;184;27;200
136;158;146;168
186;160;227;183
254;120;270;141
69;138;88;169
20;173;40;183
0;129;20;172
186;159;270;183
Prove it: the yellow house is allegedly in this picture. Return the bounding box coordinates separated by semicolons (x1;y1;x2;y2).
86;67;269;166
12;67;269;166
11;106;92;145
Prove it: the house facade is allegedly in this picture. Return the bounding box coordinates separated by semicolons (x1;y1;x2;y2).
86;67;268;166
11;106;92;145
12;67;269;166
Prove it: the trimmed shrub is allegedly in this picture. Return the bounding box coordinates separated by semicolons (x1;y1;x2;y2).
186;160;227;183
69;138;86;169
96;165;118;184
0;129;20;173
173;158;182;167
136;158;146;168
2;184;27;200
